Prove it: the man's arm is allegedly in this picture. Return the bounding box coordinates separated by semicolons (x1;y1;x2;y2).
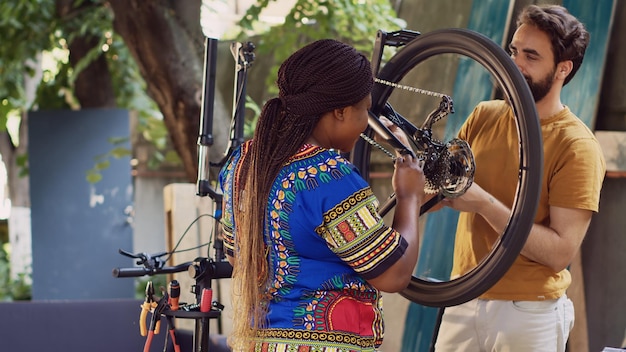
444;183;592;272
521;206;591;271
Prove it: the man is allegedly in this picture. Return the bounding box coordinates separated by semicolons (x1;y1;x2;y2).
434;5;606;352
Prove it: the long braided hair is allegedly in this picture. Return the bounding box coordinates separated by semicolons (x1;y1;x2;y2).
228;39;374;350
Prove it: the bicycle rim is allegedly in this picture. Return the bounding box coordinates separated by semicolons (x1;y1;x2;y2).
351;28;542;307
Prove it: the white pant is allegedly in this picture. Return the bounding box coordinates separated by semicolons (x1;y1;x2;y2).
434;295;575;352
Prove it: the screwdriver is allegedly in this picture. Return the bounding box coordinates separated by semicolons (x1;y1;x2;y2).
169;280;180;311
167;280;182;352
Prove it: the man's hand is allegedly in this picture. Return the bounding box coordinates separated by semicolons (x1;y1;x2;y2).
442;183;490;214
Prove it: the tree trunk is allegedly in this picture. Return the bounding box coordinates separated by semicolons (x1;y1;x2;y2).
109;0;216;182
68;35;116;108
0;57;39;281
56;0;117;108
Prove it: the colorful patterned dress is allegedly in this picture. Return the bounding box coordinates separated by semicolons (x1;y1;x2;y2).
219;142;408;351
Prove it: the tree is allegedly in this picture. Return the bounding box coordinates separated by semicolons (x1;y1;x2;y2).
0;0;403;292
2;0;404;186
108;0;215;181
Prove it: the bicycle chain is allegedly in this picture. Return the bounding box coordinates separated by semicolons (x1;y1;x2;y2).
359;133;397;161
374;78;447;98
362;78;447;160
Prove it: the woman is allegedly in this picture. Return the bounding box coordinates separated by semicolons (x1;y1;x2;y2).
219;39;425;351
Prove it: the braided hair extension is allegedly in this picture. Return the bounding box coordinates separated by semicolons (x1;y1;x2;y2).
228;39;373;350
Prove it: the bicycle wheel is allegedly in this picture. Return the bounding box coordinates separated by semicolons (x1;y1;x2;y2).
351;28;542;307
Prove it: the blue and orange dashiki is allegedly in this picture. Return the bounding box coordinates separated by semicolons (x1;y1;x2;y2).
218;141;408;351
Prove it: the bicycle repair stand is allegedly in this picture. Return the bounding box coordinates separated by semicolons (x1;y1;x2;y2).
162;254;232;352
166;34;254;352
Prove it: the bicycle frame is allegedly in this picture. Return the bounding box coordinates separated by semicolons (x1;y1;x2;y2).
366;30;421;159
366;29;458;214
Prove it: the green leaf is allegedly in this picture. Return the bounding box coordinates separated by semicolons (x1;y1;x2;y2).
86;170;103;184
95;159;110;171
163;150;182;165
110;147;131;159
107;136;129;145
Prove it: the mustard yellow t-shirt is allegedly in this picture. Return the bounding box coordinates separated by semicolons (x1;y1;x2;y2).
452;100;606;300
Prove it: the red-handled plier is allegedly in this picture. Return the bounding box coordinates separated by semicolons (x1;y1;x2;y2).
139;281;159;337
143;288;169;352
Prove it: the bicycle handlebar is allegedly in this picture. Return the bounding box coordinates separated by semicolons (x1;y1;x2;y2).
112;262;192;278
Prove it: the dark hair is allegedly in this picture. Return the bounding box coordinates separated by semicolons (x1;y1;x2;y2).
517;4;589;85
229;38;373;349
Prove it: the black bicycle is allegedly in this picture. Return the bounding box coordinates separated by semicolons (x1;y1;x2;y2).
351;29;542;307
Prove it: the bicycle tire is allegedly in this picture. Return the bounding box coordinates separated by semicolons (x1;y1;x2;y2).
351;28;543;307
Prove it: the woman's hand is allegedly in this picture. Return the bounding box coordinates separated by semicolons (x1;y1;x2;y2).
377;116;412;156
392;154;425;201
370;142;426;292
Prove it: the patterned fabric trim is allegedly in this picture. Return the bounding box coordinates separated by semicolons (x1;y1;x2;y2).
315;189;407;280
219;141;252;257
222;222;235;256
254;328;377;351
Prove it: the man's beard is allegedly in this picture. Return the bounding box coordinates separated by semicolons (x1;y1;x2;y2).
525;68;555;102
